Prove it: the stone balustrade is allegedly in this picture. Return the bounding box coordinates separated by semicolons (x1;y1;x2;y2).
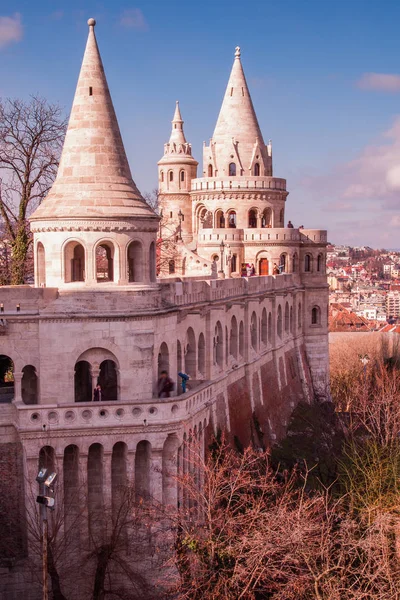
191;176;287;192
10;381;215;432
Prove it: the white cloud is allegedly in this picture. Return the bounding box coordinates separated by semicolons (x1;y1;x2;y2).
357;72;400;92
119;8;148;31
0;13;23;49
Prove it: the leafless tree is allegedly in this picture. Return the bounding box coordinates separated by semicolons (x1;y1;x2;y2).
0;96;67;284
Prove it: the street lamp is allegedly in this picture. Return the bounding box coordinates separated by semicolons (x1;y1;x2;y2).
159;208;163;240
178;209;184;240
36;468;57;600
219;240;225;277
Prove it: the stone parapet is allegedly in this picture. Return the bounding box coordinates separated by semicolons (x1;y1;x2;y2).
191;176;286;192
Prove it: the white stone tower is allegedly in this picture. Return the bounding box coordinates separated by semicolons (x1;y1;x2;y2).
30;18;159;289
158;102;198;243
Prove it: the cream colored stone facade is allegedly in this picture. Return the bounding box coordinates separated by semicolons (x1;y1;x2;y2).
0;20;329;598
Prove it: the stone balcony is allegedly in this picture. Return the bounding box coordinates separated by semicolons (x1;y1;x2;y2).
8;381;215;433
191;176;287;192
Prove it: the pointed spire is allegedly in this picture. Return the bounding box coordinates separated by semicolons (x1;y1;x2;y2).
169;100;187;146
212;47;264;146
31;19;155;221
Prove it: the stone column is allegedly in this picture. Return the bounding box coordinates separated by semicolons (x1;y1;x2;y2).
256;211;262;228
91;367;100;400
150;449;163;503
85;242;95;285
103;451;113;509
12;372;23;404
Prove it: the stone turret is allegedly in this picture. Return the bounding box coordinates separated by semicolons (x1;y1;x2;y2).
30;19;158;289
158;102;198;243
203;47;272;179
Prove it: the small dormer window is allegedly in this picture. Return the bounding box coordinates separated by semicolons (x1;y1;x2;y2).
229;162;236;176
254;163;260;176
89;87;93;96
208;164;213;177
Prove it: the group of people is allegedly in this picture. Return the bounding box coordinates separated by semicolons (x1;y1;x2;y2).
241;263;256;277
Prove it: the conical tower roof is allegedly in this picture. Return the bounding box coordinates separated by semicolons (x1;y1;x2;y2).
158;101;197;166
31;18;156;222
204;47;270;177
212;47;265;146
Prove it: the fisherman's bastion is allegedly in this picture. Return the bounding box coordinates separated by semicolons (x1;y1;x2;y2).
0;19;328;598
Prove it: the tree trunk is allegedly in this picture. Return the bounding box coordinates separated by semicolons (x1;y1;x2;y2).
47;544;68;600
11;223;29;285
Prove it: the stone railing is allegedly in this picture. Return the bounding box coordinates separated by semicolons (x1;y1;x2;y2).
13;381;215;432
191;176;287;192
300;229;328;243
161;273;294;306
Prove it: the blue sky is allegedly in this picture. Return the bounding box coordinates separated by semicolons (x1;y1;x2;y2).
1;0;400;247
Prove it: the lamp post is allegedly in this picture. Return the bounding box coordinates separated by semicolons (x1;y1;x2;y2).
178;209;183;241
219;240;225;278
36;468;57;600
159;208;163;240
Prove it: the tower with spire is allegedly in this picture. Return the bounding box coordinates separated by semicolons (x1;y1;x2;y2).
158;101;198;245
30;18;159;289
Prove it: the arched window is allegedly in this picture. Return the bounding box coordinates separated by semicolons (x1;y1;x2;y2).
214;321;223;368
180;170;185;182
169;259;175;275
292;253;298;273
304;254;312;272
230;316;238;359
162;434;180;506
96;242;114;282
254;163;260;176
285;302;289;333
239;321;244;357
64;241;85;283
0;355;14;403
312;306;321;325
261;308;268;346
279;208;284;226
74;360;92;402
262;207;272;228
231;254;237;273
37;242;46;287
277;305;282;339
251;312;258;351
227;210;236;228
280;254;287;273
215;209;225;228
290;306;293;333
229;162;236;176
185;328;196;378
128;241;143;282
158;342;169;377
268;312;272;344
317;253;324;272
169;171;174;182
198;333;205;377
149;242;156;282
208;164;213;177
160;171;164;182
21;365;38;405
248;209;257;228
298;302;302;329
99;359;118;401
177;340;182;394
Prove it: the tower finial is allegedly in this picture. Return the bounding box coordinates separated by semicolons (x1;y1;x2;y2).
87;17;96;27
235;46;241;58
